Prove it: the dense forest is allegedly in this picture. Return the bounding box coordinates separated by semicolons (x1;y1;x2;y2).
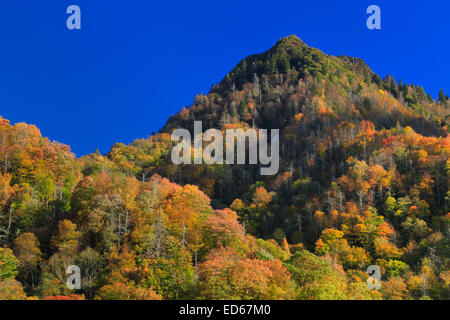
0;35;448;300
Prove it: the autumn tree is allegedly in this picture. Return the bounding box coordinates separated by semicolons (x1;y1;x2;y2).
13;232;42;290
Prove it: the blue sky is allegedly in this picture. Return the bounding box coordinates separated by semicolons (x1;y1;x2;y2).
0;0;448;156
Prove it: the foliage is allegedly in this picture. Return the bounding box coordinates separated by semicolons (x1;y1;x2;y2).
0;35;448;300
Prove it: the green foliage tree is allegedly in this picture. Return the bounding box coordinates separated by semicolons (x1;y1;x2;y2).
0;248;19;280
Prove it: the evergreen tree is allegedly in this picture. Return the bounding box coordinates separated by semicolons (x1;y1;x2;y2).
438;89;446;103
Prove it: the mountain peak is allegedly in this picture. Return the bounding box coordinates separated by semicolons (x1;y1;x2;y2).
170;34;446;139
216;34;330;90
272;35;308;50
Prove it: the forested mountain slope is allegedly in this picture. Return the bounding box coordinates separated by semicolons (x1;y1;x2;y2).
0;35;448;300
